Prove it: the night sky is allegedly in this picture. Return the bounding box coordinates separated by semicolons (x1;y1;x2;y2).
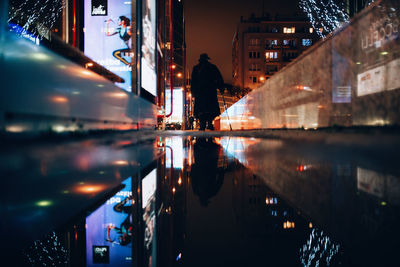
184;0;302;84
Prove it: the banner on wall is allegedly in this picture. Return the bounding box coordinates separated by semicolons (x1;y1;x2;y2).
84;0;133;91
141;0;157;96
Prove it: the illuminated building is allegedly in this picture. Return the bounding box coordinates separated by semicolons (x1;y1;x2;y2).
232;15;320;91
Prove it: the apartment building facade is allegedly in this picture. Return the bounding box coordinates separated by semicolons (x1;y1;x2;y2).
232;16;320;91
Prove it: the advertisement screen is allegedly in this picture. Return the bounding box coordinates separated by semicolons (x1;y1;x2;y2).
141;0;157;96
84;0;133;91
142;168;157;266
86;178;133;266
165;88;183;123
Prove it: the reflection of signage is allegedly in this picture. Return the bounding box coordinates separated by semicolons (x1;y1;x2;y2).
92;0;108;16
361;16;399;51
357;58;400;97
86;178;133;266
357;65;385;96
333;86;351;103
357;167;384;198
93;246;109;263
141;169;157;266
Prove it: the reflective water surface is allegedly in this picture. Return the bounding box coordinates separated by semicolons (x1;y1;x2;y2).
2;135;400;266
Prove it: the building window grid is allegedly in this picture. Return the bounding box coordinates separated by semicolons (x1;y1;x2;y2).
265;39;278;49
249;76;258;83
249;51;260;59
283;27;296;33
302;39;313;46
283;39;296;47
249;38;260;46
249;63;260;71
265;51;278;61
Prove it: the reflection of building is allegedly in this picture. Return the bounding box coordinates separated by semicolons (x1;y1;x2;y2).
232;15;319;91
231;161;307;237
160;0;186;128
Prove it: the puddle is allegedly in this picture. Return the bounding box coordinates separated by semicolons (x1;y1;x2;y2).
3;136;400;266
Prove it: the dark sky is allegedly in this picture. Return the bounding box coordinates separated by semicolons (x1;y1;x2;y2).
184;0;302;84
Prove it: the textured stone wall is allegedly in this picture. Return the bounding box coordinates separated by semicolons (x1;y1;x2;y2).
221;0;400;130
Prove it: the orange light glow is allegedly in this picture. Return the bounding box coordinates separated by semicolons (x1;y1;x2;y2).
113;160;129;166
106;92;128;99
171;64;176;69
172;187;176;193
309;222;313;228
178;177;182;185
259;76;265;82
81;70;93;76
85;62;94;68
51;96;68;103
176;72;183;78
297;165;305;172
74;184;106;194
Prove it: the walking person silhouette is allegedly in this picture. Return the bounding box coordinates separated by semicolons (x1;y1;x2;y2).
191;53;224;130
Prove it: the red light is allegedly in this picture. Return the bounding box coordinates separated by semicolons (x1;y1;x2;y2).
297;165;304;172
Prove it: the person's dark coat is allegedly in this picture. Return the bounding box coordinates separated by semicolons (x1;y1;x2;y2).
191;60;224;119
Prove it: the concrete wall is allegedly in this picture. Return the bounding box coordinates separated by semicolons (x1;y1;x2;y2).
221;0;400;130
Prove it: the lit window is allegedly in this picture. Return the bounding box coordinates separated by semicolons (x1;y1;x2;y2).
302;39;312;46
265;52;278;60
309;27;314;33
283;27;295;33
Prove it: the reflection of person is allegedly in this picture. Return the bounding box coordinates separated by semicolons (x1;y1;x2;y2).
190;138;224;206
191;53;224;130
106;16;132;65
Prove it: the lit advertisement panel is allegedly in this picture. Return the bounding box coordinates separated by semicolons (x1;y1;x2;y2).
86;178;133;266
84;0;133;91
141;0;157;96
165;137;184;169
142;169;157;266
165;88;183;123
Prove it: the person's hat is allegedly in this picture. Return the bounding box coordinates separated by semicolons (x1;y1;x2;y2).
199;53;210;61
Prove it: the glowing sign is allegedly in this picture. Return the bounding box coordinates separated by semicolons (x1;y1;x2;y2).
141;0;157;96
84;0;132;91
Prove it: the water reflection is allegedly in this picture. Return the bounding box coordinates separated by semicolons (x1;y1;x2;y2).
86;177;133;266
190;138;225;206
7;136;400;266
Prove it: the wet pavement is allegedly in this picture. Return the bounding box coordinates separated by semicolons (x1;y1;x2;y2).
1;131;400;266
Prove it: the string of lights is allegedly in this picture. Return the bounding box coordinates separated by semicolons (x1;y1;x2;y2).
299;228;341;266
299;0;377;38
24;231;69;265
299;0;350;37
8;0;64;38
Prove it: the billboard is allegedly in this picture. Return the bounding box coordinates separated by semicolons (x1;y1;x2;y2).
86;177;133;266
141;0;157;96
165;88;183;123
84;0;133;91
142;168;157;266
